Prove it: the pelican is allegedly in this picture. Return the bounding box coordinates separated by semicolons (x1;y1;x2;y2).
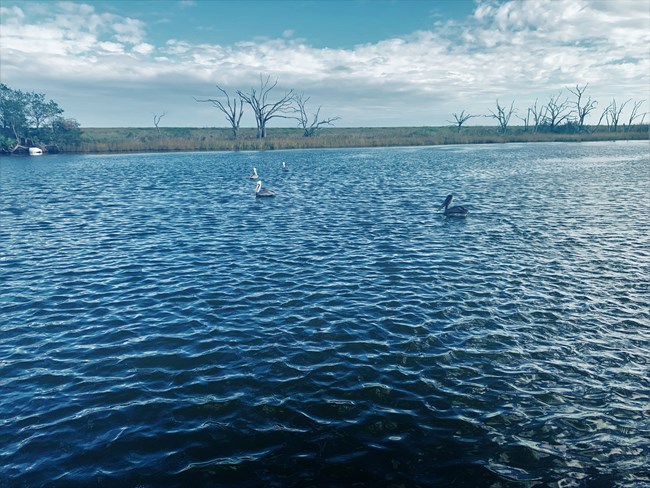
255;180;275;198
250;167;259;180
439;194;468;216
282;161;288;171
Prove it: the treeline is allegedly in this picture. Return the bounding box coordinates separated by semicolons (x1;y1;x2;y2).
0;84;82;154
2;79;648;155
68;125;648;154
453;84;647;135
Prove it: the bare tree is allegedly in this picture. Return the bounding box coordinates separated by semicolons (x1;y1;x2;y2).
568;84;597;132
516;108;531;132
543;92;573;131
525;99;547;133
593;108;608;134
294;93;340;137
625;99;647;130
605;98;630;132
237;74;295;139
195;85;244;139
488;99;516;133
448;110;477;132
153;111;167;135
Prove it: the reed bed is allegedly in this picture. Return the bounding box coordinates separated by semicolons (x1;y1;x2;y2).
65;126;649;153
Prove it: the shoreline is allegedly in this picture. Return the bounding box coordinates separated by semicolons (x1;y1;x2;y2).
4;126;649;155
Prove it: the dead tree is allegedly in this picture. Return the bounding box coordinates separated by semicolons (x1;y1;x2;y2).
448;110;476;132
568;84;597;132
294;93;340;137
625;100;647;130
153;111;166;135
543;92;573;131
593;109;608;134
524;99;547;133
516;108;531;132
195;85;244;139
605;99;630;132
488;99;515;133
237;74;295;139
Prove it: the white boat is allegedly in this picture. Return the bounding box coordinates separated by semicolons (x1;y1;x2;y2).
29;147;43;156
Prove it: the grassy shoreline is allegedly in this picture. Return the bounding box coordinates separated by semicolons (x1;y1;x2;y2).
65;126;650;154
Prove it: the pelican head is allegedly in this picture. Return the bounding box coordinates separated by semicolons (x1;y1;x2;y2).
438;194;453;210
255;180;262;193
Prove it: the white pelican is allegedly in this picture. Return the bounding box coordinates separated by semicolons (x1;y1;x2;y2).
255;180;275;198
250;167;259;180
439;194;468;216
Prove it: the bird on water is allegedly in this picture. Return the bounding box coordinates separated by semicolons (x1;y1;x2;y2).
282;161;288;171
250;167;259;180
255;180;275;198
439;194;468;216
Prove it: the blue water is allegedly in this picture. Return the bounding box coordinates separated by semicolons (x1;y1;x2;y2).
1;141;649;487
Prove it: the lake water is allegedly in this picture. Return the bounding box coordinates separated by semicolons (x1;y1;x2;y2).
1;141;649;487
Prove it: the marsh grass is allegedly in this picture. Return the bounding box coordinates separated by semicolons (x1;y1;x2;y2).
66;125;649;153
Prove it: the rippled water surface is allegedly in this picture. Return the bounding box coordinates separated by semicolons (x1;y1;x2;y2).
1;142;649;487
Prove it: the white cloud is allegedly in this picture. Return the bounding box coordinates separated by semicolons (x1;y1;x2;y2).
0;1;147;57
112;17;147;44
472;0;649;51
132;42;155;55
0;0;647;127
97;41;124;54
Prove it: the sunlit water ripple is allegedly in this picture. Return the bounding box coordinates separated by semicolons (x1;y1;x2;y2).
1;141;649;487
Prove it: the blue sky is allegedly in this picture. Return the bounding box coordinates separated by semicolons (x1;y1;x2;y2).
1;0;648;128
104;1;477;49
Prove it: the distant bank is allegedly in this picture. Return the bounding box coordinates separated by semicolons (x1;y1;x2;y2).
66;126;650;154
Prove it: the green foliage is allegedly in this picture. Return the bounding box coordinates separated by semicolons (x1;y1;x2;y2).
0;134;15;153
0;83;28;136
50;118;82;146
0;83;81;153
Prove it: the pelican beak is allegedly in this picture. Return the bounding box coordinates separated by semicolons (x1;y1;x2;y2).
439;195;452;210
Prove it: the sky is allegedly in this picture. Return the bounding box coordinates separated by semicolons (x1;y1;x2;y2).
0;0;648;128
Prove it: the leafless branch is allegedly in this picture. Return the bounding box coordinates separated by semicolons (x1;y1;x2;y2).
195;85;244;138
515;109;531;132
626;99;647;130
237;74;296;138
605;98;630;132
543;92;574;131
488;99;516;133
448;110;477;132
568;84;597;131
153;111;167;134
294;93;341;136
